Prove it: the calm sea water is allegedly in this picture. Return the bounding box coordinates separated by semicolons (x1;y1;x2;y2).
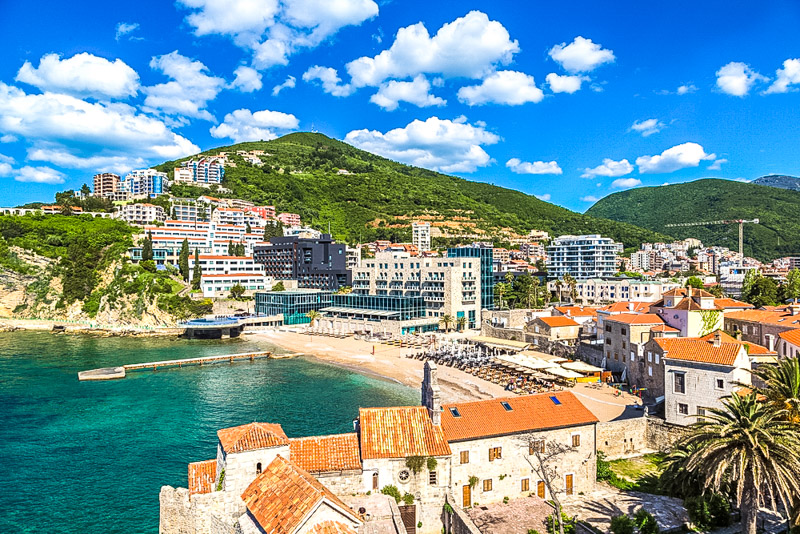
0;331;417;533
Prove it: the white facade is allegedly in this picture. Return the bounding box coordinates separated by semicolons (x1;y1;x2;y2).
115;203;166;225
121;169;169;197
201;273;271;297
547;235;623;280
412;221;432;252
176;157;226;185
212;208;246;227
553;278;682;304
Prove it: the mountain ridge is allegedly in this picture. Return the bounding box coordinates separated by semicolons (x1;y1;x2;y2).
751;174;800;191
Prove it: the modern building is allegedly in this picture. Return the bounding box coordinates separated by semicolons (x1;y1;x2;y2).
254;289;333;325
171;199;210;222
200;273;270;298
546;235;623;280
188;255;265;280
175;157;225;185
412;221;431;252
345;245;362;271
553;277;682;305
121;169;169;198
93;172;120;198
277;212;301;226
253;234;351;291
115;203;166;225
312;293;439;336
211;207;246;227
447;244;494;311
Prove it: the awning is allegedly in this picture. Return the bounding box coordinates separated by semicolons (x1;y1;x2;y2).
496;354;556;371
561;361;604;374
469;335;530;351
519;350;568;363
321;307;400;318
543;366;584;379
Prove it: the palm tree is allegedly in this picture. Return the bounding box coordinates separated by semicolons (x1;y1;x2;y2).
563;274;578;303
751;357;800;423
493;282;508;309
554;279;563;304
683;393;800;534
456;316;467;332
306;310;321;328
439;314;454;332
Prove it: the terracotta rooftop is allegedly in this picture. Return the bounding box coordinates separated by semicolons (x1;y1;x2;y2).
697;331;775;355
598;302;651;313
714;298;754;309
537;316;580;328
554;306;598;317
188;459;216;495
726;308;800;327
670;299;723;311
663;287;716;298
779;329;800;346
359;406;451;459
308;521;358;534
289;433;362;473
651;324;680;333
217;422;289;454
241;455;359;534
441;392;599;443
605;313;666;325
655;337;746;366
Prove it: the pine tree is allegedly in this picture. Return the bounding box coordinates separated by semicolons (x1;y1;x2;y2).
192;249;202;290
263;221;284;241
227;240;234;256
246;222;251;234
141;231;154;261
178;238;190;281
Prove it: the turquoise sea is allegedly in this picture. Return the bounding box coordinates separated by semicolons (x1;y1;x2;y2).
0;331;417;533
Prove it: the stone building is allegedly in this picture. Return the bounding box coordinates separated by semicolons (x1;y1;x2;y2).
601;313;678;374
525;316;581;346
724;303;800;349
649;287;724;337
779;329;800;359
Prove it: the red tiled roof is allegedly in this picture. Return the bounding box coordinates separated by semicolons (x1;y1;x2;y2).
188;459;216;495
308;521;358;534
217;422;289;454
651;324;680;333
359;406;451;459
598;302;651;313
663;287;715;298
441;392;598;442
714;298;754;309
605;313;666;325
655;337;745;366
671;299;723;311
289;433;361;473
779;329;800;347
538;316;580;328
241;456;359;534
554;306;598;317
726;309;800;327
697;331;775;355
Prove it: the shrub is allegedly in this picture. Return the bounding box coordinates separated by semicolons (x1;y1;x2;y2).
609;515;635;534
596;451;613;481
403;493;414;505
426;457;438;471
140;260;157;273
633;509;660;534
685;493;731;529
547;513;576;534
405;455;426;474
380;485;402;503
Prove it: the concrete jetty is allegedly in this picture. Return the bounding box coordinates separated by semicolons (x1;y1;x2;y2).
78;351;296;381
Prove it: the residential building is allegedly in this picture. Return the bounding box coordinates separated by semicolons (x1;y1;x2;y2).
447;244;494;311
121;169;169;198
779;329;800;359
546;235;623;280
93;172;120;198
246;205;276;220
525;316;581;347
211;207;246;227
175;157;225;185
200;273;270;298
725;303;800;349
555;277;681;305
254;289;333;325
283;226;322;239
188;255;264;279
171;199;209;222
277;212;301;226
253;234;351;291
601;313;678;377
650;287;724;337
412;221;431;252
115;203;166;225
345;245;361;270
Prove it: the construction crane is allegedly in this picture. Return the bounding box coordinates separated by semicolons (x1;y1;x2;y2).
664;219;759;259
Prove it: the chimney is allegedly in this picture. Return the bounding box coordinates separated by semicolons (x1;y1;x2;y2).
628;302;634;312
422;361;442;426
712;331;721;347
766;334;775;353
735;330;742;341
790;301;800;316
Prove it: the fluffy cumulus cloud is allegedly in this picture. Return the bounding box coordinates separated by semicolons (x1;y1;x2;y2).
345;11;519;88
302;66;354;96
715;62;767;96
548;36;615;73
535;193;551;201
345;116;500;173
630;118;664;137
580;158;633;179
0;82;198;172
545;73;588;94
457;71;543;106
677;84;697;95
506;158;562;175
27;147;147;171
209;108;299;142
765;59;800;94
0;154;13;176
178;0;378;69
272;75;296;96
143;51;225;120
370;75;445;111
636;142;715;174
707;158;728;171
16;166;66;184
15;53;140;99
611;177;641;188
230;66;263;92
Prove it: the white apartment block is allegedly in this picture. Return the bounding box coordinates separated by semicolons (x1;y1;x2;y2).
352;251;482;327
547;234;623;280
412;221;431;252
189;255;265;280
200;273;271;298
175;157;226;185
211;208;246;227
115;203;166;225
554;278;682;304
121;169;169;197
346;245;362;270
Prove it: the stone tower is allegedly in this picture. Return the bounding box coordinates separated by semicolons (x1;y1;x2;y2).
422;361;442;425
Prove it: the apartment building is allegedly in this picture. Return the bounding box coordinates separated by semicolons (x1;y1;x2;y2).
115;203;165;225
171;199;209;222
276;212;301;226
556;278;681;305
253;234;350;291
199;273;270;297
211;207;246;227
174;156;226;185
546;235;623;280
121;169;169;198
412;221;431;252
93;172;120;198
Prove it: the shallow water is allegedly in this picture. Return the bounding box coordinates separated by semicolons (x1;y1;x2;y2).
0;331;417;533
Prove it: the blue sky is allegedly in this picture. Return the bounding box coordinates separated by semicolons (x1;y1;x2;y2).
2;0;800;211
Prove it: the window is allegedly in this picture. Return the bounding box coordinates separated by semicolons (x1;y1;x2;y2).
521;478;530;492
449;407;461;418
429;471;438;485
648;366;652;377
483;479;493;492
372;472;379;490
571;434;581;447
460;450;469;464
715;378;725;390
655;354;660;364
605;324;612;332
256;462;262;474
674;372;686;394
501;401;513;411
605;338;611;345
647;352;652;362
489;447;502;461
697;407;708;422
529;439;545;454
678;403;689;415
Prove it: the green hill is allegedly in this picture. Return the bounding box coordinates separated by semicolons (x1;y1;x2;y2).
585;179;800;261
156;132;666;250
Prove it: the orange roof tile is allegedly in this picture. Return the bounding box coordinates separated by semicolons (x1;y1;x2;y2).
188;459;216;495
289;433;361;473
441;392;598;443
605;313;666;325
217;422;289;454
726;309;800;327
670;299;723;311
359;406;451;459
779;329;800;347
308;521;358;534
697;331;775;355
241;456;359;534
554;306;599;317
663;287;715;298
538;316;580;328
651;324;680;333
598;302;651;313
655;338;745;366
714;298;754;309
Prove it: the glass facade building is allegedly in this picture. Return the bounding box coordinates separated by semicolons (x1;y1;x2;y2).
327;294;427;321
448;245;494;310
254;290;332;325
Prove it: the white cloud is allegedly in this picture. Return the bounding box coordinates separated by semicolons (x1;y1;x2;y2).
370;75;445;111
230;66;263;92
545;73;589;94
143;51;225;120
15;52;140;99
630;118;664;137
0;82;199;170
302;66;354;96
0;135;17;143
677;84;697;95
764;58;800;94
345;11;519;88
535;193;551;201
272;75;296;96
548;36;614;73
178;0;378;70
0;154;13;176
115;22;141;41
457;70;543;106
580;195;600;202
636;142;715;174
707;158;728;171
26;147;146;174
15;166;66;184
611;177;642;188
506;158;562;175
344;116;500;173
209;108;299;142
715;62;767;96
580;158;633;179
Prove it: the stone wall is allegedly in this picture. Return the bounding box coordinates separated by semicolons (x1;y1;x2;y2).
315;470;364;495
596;417;648;460
577;342;604;368
481;323;578;359
159;486;245;534
644;418;690;452
446;498;482;534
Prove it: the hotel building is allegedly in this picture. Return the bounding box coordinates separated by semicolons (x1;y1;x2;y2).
546;234;623;280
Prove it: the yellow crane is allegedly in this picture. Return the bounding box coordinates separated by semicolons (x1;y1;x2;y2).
664;218;759;259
